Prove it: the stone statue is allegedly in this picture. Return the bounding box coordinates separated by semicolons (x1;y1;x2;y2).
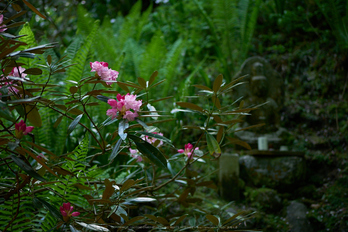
233;56;284;134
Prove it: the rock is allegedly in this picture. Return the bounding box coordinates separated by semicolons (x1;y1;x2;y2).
286;201;313;232
239;155;306;191
245;187;282;213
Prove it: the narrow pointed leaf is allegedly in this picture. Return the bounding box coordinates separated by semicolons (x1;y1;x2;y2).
206;214;219;226
128;134;167;169
213;74;223;92
206;133;221;156
227;137;251;150
0;101;15;122
102;179;114;200
120;179;135;192
109;139;122;161
67;114;83;134
149;71;158;86
193;84;213;91
26;105;42;127
138;77;146;88
119;120;129;140
96;95;110;103
22;0;47;19
116;82;130;92
76;222;110;231
234;123;265;132
136;118;149;129
176;102;204;113
23;68;42;75
33;197;63;221
174;214;188;226
11;155;46;182
20;147;57;177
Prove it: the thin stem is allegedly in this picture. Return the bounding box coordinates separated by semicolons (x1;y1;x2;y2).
46;105;103;149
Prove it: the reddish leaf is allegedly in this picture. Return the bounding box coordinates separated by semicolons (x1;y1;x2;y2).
102;179;114;200
22;0;46;19
227;137;251;150
176;102;204;113
213;74;223;92
206;214;219;226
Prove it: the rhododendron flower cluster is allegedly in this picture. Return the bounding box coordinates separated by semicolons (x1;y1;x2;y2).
90;61;119;85
60;202;80;221
178;143;199;159
143;132;163;147
0;14;7;32
107;93;142;121
15;120;34;139
0;67;27;95
129;148;143;162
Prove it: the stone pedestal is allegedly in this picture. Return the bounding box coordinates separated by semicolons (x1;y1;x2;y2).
219;153;240;201
239;151;306;191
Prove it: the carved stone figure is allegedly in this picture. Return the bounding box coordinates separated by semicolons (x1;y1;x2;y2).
233;56;284;133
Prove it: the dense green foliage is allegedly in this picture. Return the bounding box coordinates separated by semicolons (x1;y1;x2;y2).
0;0;347;231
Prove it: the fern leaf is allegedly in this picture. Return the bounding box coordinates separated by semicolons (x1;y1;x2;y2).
65;20;99;91
160;38;185;97
138;30;166;80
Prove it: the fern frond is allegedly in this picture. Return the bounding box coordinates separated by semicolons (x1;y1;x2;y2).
0;195;36;231
138;30;166;80
65;20;99;91
77;5;96;35
160;38;185;97
64;133;89;174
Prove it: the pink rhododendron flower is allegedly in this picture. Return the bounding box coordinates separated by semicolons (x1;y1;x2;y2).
129;148;142;162
107;93;142;122
60;202;80;220
143;132;164;147
178;143;199;159
0;14;7;32
0;66;27;95
37;153;48;160
15;120;34;139
9;66;27;79
90;61;119;85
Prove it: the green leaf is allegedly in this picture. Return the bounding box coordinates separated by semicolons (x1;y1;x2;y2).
103;117;118;126
136;118;149;129
67;114;83;134
6;96;40;104
33;197;63;221
128;134;167;169
119;120;129;140
0;101;15;122
206;133;221;156
128;197;156;203
109;139;122;161
76;222;110;231
11;155;46;182
96;95;110;103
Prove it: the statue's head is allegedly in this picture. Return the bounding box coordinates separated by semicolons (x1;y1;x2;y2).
250;75;268;97
251;62;264;76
